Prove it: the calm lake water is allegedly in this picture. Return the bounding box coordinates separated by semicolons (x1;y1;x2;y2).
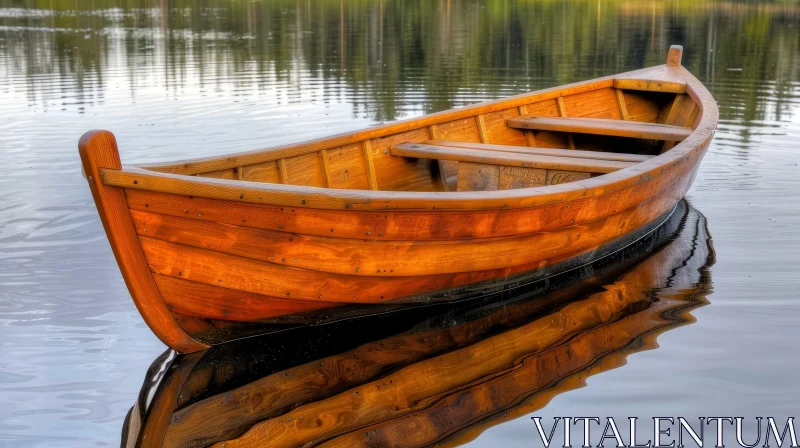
0;0;798;446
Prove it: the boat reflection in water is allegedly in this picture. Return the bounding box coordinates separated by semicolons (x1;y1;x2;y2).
122;200;713;448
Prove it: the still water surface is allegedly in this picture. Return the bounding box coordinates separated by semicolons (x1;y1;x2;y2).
0;0;798;446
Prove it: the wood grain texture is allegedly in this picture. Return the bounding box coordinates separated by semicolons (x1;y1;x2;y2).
131;184;680;279
155;274;340;321
78;130;207;353
613;65;687;93
137;189;680;306
84;50;718;352
392;143;634;173
424;140;653;162
123;146;700;242
209;225;704;448
507;116;692;141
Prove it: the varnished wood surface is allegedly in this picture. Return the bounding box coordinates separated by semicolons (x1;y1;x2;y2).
506;116;693;140
120;199;714;447
426;140;654;162
78;131;207;353
391;143;634;173
82;45;717;352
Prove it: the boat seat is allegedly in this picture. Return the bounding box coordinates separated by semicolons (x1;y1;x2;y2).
425;140;654;163
506;117;692;141
391;143;637;192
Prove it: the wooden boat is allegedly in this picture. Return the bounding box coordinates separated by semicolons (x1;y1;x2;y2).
80;45;717;353
120;200;715;447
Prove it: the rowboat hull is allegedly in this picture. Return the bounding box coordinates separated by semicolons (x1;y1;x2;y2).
80;46;717;352
121;200;715;447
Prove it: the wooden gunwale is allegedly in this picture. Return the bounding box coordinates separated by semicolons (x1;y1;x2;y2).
123;142;702;242
103;64;716;214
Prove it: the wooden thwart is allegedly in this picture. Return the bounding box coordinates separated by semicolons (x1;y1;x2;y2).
391;143;634;173
425;140;653;163
507;117;692;141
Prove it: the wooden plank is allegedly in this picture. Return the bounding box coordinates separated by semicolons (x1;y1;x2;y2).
432;117;481;143
197;168;237;180
129;196;672;278
277;159;288;184
78;130;207;353
155;275;339;322
623;90;662;123
660;94;686;125
426;141;653;163
482;107;527;146
546;170;592;185
369;128;440;192
556;97;576;149
614;89;630;120
456;163;500;192
613;64;687;94
361;141;379;191
499;166;546;190
209;225;685;448
123;151;697;242
429;124;458;191
318;149;331;187
241;161;281;183
507;117;692;141
323;143;369;190
667;44;683;66
561;88;620;120
391;143;634;174
476;115;489;143
283;153;326;187
518;105;536;147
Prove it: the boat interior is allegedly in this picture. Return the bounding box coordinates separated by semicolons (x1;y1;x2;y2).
140;63;699;194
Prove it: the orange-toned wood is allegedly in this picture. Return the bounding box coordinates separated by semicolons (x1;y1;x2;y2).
555;96;577;149
163;274;586;448
518;105;537;147
507;116;693;141
360;140;379;190
130;187;678;279
613;61;687;93
369;127;440;191
126;203;711;448
322;143;370;190
391;143;634;173
84;47;718;352
277;159;288;184
429;124;459;191
136;352;204;448
622;90;663;123
497;166;546;190
208;229;703;448
283;152;326;187
155;275;339;321
562;87;621;120
483;107;527;146
425;140;653;162
456;162;500;192
136;191;679;304
241;161;281;183
122;145;700;242
614;89;630;120
79;130;207;353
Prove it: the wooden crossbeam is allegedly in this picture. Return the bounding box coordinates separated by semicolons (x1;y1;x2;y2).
506;117;692;141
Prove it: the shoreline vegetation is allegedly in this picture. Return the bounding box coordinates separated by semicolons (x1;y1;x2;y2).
2;0;797;138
